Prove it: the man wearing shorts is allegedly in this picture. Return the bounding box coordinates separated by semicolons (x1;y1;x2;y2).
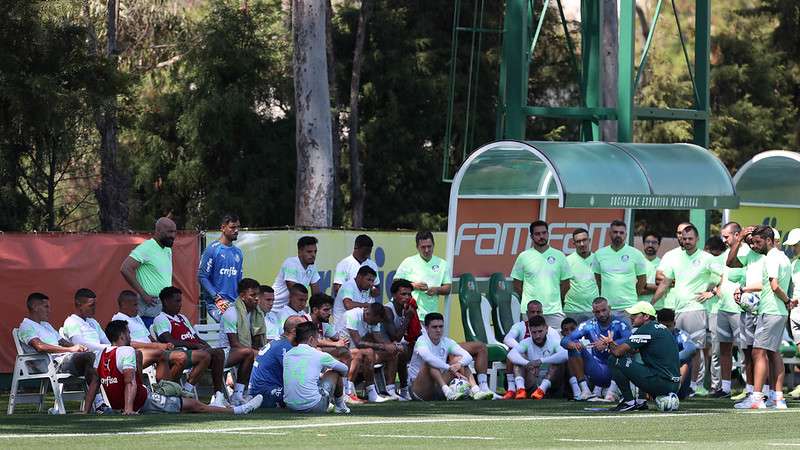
99;320;261;415
508;315;567;400
657;308;698;399
712;222;745;398
655;222;692;311
248;316;306;408
512;221;572;330
501;300;560;398
603;302;680;412
18;292;99;414
381;278;422;400
283;322;351;413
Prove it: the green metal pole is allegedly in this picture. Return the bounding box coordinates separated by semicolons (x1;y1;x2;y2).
501;0;528;140
690;0;711;243
581;0;600;141
617;0;635;143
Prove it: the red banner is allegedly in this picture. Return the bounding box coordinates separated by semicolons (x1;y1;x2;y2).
0;232;200;372
453;198;624;277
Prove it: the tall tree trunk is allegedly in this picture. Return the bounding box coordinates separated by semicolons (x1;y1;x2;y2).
325;0;343;226
293;0;334;227
347;0;371;228
95;0;129;230
601;0;618;141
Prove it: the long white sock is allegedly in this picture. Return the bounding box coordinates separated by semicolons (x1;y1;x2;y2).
515;376;526;391
234;383;245;395
568;376;581;397
763;384;771;396
593;386;602;397
579;380;590;392
721;380;731;393
745;384;754;393
506;374;516;391
690;381;698;390
183;381;195;391
386;384;397;395
477;373;489;390
347;380;355;395
539;379;551;393
608;380;619;395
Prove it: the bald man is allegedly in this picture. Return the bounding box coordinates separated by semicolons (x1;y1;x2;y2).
121;217;178;328
249;315;307;408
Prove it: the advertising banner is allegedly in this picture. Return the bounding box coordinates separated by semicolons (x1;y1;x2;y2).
728;206;800;245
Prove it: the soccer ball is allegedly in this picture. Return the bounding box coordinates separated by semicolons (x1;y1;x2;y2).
449;378;470;396
740;292;760;314
655;393;679;412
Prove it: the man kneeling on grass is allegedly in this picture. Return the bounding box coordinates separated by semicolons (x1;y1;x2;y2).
99;320;262;415
407;313;494;401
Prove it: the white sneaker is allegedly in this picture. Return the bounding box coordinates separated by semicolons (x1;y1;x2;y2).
734;394;754;409
471;390;494;400
575;389;596;401
367;391;391;403
229;392;246;407
444;386;465;401
397;388;412;402
235;394;262;415
209;391;229;408
384;391;402;401
604;390;619;403
334;403;351;414
774;398;788;410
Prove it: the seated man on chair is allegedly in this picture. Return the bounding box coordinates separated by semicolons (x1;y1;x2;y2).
502;300;561;398
99;320;262;415
345;303;397;402
600;301;681;412
407;313;493;401
112;290;187;384
507;315;568;400
381;278;422;401
560;297;630;402
216;278;263;406
62;288;111;354
17;292;99;414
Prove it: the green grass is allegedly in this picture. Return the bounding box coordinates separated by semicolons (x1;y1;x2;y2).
2;397;799;449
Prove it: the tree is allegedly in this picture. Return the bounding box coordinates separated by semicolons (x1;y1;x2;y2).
293;0;334;227
346;0;371;227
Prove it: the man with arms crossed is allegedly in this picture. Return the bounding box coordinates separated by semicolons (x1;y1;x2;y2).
640;232;662;308
395;231;451;320
18;292;99;414
501;300;560;399
62;288;111;354
512;220;572;330
99;320;262;415
593;220;647;322
507;315;568;400
272;236;321;309
333;234;380;297
564;228;599;324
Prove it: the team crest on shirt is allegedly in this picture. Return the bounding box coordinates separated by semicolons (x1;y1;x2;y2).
621;255;630;262
468;281;476;290
235;254;240;262
432;265;440;272
693;259;701;266
546;256;556;264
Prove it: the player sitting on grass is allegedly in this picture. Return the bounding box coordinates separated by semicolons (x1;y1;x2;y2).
217;278;264;406
502;300;562;399
112;290;187;384
561;297;630;402
18;292;100;414
248;316;307;408
657;308;698;399
381;278;422;401
346;303;397;402
407;313;493;401
283;322;351;414
99;320;262;415
507;315;567;400
601;301;680;412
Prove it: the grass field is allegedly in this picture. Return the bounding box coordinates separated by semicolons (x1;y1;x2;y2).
2;396;800;449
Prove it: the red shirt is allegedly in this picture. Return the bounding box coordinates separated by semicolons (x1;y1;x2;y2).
167;314;201;344
98;347;147;411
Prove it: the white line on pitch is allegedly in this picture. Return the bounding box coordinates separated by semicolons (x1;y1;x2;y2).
361;434;501;440
557;438;688;444
768;444;800;447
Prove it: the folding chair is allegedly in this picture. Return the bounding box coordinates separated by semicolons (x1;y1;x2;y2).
8;328;87;414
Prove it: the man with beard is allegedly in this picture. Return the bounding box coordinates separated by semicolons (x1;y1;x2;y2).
512;221;572;330
507;315;568;400
564;228;599;325
198;213;244;322
640;232;662;308
272;236;322;310
712;222;745;398
121;216;177;328
655;222;692;312
593;220;646;322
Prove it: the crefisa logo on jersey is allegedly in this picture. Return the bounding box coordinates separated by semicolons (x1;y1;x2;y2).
101;375;118;386
180;331;195;341
219;266;238;276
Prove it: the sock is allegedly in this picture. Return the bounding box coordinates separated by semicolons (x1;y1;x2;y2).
477;373;489;390
690;381;698;390
763;384;771;396
774;390;784;400
335;395;346;408
470;385;481;395
539;379;551;393
579;380;590;393
346;380;355;395
234;383;245;395
506;374;516;391
608;380;619;395
183;381;195;391
569;377;581;397
366;384;379;400
233;405;245;415
721;380;731;393
386;384;397;395
366;384;377;394
746;384;754;393
752;391;764;402
441;385;451;396
515;376;526;391
593;386;602;397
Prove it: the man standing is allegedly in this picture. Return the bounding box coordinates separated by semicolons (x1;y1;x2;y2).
734;226;795;409
248;316;307;409
784;228;800;399
333;265;377;333
198;213;244;322
564;228;599;324
592;220;647;320
640;232;662;308
272;236;321;310
655;222;692;312
603;301;680;412
333;234;380;297
395;231;451;320
18;292;99;414
511;221;572;330
120;217;177;328
712;222;744;398
651;225;722;397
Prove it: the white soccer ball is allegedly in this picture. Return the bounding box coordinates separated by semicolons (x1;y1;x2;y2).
740;292;760;314
655;393;679;412
449;378;470;395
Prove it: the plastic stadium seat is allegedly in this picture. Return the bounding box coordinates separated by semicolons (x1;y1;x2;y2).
487;272;520;340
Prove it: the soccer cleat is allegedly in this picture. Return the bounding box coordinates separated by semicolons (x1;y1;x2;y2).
445;387;466;401
710;389;731;399
334;403;351;414
765;397;776;408
502;390;516;400
731;390;749;401
789;385;800;399
693;386;709;397
471;390;494;400
531;388;546;400
345;393;366;405
229;392;245;407
514;389;528;400
368;394;391;403
209;391;230;408
235;394;263;415
574;389;596;401
612;400;647;412
774;398;788;410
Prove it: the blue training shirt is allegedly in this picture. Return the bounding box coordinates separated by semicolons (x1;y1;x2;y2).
249;338;293;396
198;240;244;302
671;328;697;363
561;317;631;362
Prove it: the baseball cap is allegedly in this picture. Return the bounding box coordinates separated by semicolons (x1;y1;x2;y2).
784;228;800;246
625;301;657;318
772;228;781;242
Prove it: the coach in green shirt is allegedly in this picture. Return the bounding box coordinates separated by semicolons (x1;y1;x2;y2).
564;227;598;324
639;232;661;308
511;220;572;330
395;231;451;320
592;220;646;318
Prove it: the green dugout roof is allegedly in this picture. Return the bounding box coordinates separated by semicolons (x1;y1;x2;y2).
732;150;800;208
454;140;739;209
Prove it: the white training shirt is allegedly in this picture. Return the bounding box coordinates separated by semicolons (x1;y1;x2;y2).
272;256;321;309
111;312;151;343
407;334;473;383
333;278;375;333
333;255;380;286
18;318;61;352
275;304;312;328
503;321;561;350
508;334;568;366
345;308;382;345
217;307;250;349
282;343;348;411
62;314;111;352
264;310;281;341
